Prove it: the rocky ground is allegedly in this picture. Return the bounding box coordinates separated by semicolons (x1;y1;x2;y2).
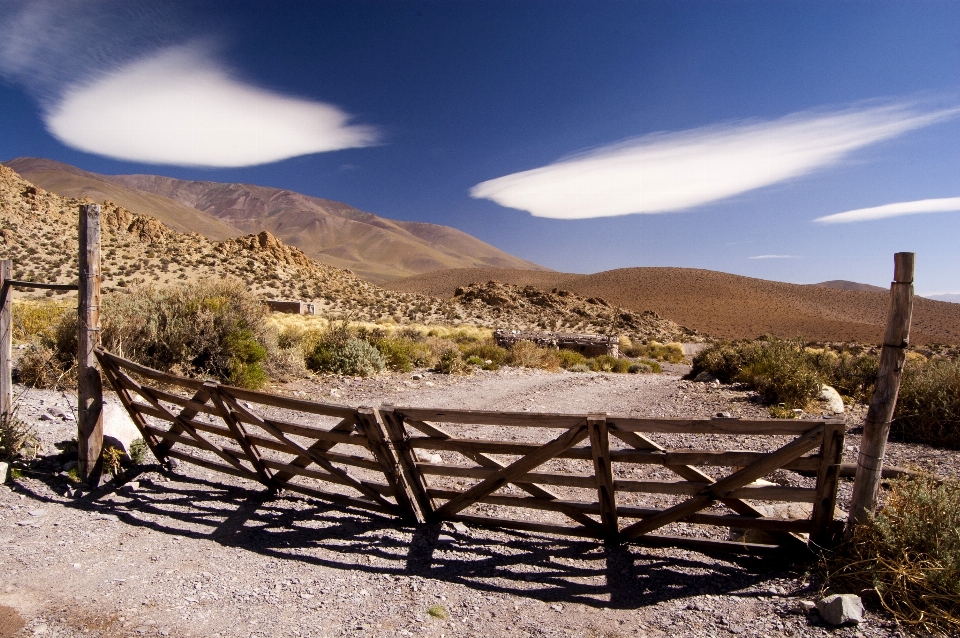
2;364;957;638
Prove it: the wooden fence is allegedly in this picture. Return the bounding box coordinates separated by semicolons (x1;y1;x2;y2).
97;347;846;553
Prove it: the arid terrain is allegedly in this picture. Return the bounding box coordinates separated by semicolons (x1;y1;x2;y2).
4;158;547;283
384;268;960;345
4;362;953;638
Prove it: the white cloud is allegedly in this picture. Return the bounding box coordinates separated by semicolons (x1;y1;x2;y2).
43;45;378;167
813;196;960;224
470;102;960;219
748;255;801;260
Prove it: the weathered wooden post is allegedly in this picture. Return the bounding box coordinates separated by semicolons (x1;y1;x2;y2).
77;204;103;485
847;252;915;533
0;259;11;418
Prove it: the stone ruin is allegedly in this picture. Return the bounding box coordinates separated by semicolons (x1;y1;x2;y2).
494;329;619;358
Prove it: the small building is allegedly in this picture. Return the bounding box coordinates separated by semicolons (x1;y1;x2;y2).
494;329;619;358
264;300;316;315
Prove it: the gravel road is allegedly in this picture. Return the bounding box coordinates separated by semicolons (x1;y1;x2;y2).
3;366;954;638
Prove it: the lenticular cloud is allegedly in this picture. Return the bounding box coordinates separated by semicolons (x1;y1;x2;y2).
814;196;960;224
470;102;960;219
44;46;378;167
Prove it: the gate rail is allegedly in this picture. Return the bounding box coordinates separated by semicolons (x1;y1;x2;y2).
96;348;845;552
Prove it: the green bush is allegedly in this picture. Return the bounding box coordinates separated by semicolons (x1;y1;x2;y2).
820;476;960;634
587;355;631;373
893;358;960;449
558;349;587;369
307;337;386;377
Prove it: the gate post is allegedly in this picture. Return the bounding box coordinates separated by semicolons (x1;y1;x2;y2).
77;204;103;485
0;260;11;418
847;252;915;533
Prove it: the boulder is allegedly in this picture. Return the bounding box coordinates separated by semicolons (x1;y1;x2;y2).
102;401;142;456
819;385;845;414
816;594;864;625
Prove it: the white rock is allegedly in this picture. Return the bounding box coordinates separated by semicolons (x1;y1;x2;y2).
816;593;864;625
102;401;142;456
0;461;7;484
819;385;845;414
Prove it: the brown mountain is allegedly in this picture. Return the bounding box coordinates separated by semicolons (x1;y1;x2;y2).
4;157;546;283
384;267;960;345
813;280;888;293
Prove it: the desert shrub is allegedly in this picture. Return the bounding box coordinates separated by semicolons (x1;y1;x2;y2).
820;476;960;635
623;341;686;363
22;281;274;389
0;408;41;462
307;336;386;377
506;341;561;371
434;350;472;375
588;355;631;373
558;349;587;369
893;358;960;449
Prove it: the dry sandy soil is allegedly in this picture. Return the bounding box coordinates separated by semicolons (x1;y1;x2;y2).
384;268;960;345
3;364;956;638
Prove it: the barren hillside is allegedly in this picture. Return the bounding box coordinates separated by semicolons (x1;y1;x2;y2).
384;267;960;345
5;157;548;283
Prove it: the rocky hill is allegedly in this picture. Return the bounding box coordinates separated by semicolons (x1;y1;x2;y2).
0;165;697;344
5;157;548;283
385;267;960;345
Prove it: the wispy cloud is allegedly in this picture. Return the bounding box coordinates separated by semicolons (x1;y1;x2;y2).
748;255;801;260
0;2;377;167
470;102;960;219
813;196;960;224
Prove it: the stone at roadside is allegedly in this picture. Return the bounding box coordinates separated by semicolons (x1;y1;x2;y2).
414;450;443;464
102;401;141;455
816;594;864;626
819;385;845;414
0;461;7;484
694;371;717;383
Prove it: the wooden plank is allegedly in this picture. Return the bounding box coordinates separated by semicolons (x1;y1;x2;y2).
426;489;813;533
260;458;395;496
77;204;102;485
221;385;357;419
356;407;419;522
0;261;11;419
402;417;603;531
811;421;845;546
588;416;617;537
380;408;435;521
620;424;826;541
432;423;589;520
447;514;603;539
407;436;823;471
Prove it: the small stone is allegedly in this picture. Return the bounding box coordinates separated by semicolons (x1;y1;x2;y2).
816;594;864;626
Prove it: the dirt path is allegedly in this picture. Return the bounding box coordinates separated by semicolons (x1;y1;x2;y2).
3;367;952;638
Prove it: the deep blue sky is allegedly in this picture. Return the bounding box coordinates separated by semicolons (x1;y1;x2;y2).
1;1;959;293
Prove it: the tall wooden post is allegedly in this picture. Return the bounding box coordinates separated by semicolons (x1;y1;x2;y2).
847;252;915;532
0;260;11;418
77;204;103;485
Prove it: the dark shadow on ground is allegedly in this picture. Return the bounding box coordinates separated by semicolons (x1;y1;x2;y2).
14;461;805;612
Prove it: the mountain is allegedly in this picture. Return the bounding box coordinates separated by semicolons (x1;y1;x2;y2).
383;267;960;345
813;280;888;293
4;157;547;283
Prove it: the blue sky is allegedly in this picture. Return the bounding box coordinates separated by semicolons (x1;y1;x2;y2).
1;1;959;293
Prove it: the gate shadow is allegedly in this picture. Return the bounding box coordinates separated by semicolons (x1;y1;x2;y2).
22;465;798;611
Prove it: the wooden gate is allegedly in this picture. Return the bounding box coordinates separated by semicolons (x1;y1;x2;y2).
383;406;845;551
96;349;845;552
95;349;418;521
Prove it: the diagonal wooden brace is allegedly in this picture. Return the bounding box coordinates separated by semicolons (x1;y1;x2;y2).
432;422;589;521
620;424;826;542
